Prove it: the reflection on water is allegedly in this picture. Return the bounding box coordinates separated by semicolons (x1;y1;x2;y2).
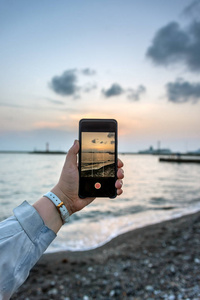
0;153;200;251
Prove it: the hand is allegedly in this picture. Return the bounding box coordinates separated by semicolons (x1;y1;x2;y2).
51;140;124;215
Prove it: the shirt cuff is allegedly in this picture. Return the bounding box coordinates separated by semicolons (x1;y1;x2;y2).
14;201;56;245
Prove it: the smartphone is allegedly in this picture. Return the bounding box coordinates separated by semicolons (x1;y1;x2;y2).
78;119;118;198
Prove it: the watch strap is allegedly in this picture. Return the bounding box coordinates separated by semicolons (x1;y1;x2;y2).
43;192;70;224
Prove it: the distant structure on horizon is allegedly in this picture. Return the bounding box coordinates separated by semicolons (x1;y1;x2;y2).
46;142;49;152
187;148;200;155
31;142;66;154
138;145;171;155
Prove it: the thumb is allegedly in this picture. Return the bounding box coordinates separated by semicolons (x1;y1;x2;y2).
66;140;79;165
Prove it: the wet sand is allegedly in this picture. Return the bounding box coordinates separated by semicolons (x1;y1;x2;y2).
12;211;200;300
81;163;115;177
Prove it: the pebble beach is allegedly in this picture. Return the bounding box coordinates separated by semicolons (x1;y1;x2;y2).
11;211;200;300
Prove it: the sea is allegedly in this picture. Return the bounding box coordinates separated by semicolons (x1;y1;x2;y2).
0;153;200;253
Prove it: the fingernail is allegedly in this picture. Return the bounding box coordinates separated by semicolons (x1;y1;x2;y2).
119;179;123;187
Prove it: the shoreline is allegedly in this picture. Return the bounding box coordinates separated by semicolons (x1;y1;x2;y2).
45;207;200;253
12;211;200;299
81;162;115;177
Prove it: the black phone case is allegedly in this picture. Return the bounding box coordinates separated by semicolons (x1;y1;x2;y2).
78;119;118;198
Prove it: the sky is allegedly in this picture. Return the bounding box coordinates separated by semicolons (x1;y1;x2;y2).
82;132;115;152
0;0;200;152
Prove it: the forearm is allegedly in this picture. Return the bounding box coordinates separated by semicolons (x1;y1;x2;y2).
33;195;63;234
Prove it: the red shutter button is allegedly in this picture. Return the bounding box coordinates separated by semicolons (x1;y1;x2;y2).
94;182;101;189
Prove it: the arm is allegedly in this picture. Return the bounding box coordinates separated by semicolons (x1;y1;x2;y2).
0;202;56;299
0;140;124;299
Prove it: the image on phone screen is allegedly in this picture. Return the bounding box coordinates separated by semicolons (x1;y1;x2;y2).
79;118;117;198
81;132;115;178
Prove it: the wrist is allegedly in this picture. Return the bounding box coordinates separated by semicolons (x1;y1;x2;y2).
51;185;73;216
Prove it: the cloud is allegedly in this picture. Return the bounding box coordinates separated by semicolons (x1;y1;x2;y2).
45;98;65;105
183;0;200;21
166;79;200;103
50;70;145;101
81;68;96;76
102;83;146;100
50;68;97;98
146;22;189;65
91;138;98;143
102;83;124;98
127;85;146;101
0;101;70;112
50;69;79;97
146;21;200;72
83;83;97;93
107;133;115;138
0;102;29;109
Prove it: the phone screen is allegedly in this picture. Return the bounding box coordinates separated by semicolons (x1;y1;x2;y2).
79;119;117;198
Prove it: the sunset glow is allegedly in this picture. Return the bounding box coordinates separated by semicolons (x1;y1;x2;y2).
82;132;115;152
0;1;199;152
